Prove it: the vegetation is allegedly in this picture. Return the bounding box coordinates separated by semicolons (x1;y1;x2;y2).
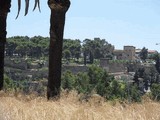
139;47;148;62
0;0;71;99
61;65;142;102
3;35;160;102
3;74;16;91
154;53;160;74
5;36;114;64
63;39;81;61
6;36;49;58
83;38;114;64
1;93;160;120
3;60;160;103
151;83;160;101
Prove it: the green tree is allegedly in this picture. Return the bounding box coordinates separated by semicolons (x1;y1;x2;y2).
63;39;81;60
151;83;160;101
148;52;159;60
96;71;114;99
82;38;114;64
6;36;49;58
155;55;160;74
139;47;148;61
6;38;17;56
129;85;141;102
61;71;75;91
63;49;71;61
74;72;90;94
87;65;115;97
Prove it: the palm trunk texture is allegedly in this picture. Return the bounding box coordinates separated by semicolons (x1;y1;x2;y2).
47;0;70;99
0;0;11;90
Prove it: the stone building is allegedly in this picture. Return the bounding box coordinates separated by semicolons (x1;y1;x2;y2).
113;46;136;61
123;46;136;60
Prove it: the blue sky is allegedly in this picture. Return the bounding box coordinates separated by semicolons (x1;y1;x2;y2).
7;0;160;52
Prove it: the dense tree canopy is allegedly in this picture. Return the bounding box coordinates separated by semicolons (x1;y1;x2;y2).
6;36;49;58
6;36;114;63
63;39;81;60
139;47;148;61
82;38;114;63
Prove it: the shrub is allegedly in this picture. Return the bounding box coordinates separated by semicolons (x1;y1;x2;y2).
96;70;114;98
61;71;75;91
74;72;90;94
61;65;142;103
129;85;142;102
151;83;160;101
4;74;16;91
109;80;126;100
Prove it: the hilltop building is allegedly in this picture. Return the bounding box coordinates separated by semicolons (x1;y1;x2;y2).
113;46;158;61
113;46;136;61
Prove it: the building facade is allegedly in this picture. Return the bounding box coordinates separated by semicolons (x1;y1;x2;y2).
114;46;136;61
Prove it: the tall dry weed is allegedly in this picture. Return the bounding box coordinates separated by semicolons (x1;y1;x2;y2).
0;91;160;120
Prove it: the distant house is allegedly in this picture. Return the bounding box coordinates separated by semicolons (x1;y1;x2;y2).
113;46;136;61
135;49;158;58
112;45;158;61
113;49;124;60
135;49;141;58
148;50;158;56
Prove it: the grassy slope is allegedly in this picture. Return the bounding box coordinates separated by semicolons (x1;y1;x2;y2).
0;91;160;120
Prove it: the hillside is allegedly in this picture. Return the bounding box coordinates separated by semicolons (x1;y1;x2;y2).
0;91;160;120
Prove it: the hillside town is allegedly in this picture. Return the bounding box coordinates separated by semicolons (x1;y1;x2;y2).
114;46;158;61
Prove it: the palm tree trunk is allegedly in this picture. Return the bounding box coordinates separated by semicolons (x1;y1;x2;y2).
47;0;70;99
0;0;11;90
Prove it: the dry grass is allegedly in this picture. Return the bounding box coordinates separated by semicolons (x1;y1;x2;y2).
0;91;160;120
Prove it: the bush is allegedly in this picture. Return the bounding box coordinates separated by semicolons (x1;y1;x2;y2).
61;65;142;103
96;70;114;98
4;74;26;93
151;83;160;101
109;80;126;100
4;74;16;91
74;72;90;94
61;71;75;91
129;85;141;102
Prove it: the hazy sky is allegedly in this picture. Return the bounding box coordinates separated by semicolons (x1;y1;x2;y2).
7;0;160;52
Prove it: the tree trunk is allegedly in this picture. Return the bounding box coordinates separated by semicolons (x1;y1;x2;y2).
0;0;11;90
47;0;70;99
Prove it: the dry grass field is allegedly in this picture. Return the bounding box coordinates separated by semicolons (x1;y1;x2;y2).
0;91;160;120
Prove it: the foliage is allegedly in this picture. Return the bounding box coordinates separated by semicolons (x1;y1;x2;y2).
133;67;145;85
74;72;90;94
4;74;46;95
6;36;49;58
63;49;71;60
4;64;143;102
151;83;160;101
82;38;114;64
61;71;75;91
129;85;141;102
61;65;142;102
103;80;125;100
63;39;81;60
3;74;16;91
139;47;148;61
148;53;159;60
6;36;115;66
155;54;160;74
133;66;160;96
